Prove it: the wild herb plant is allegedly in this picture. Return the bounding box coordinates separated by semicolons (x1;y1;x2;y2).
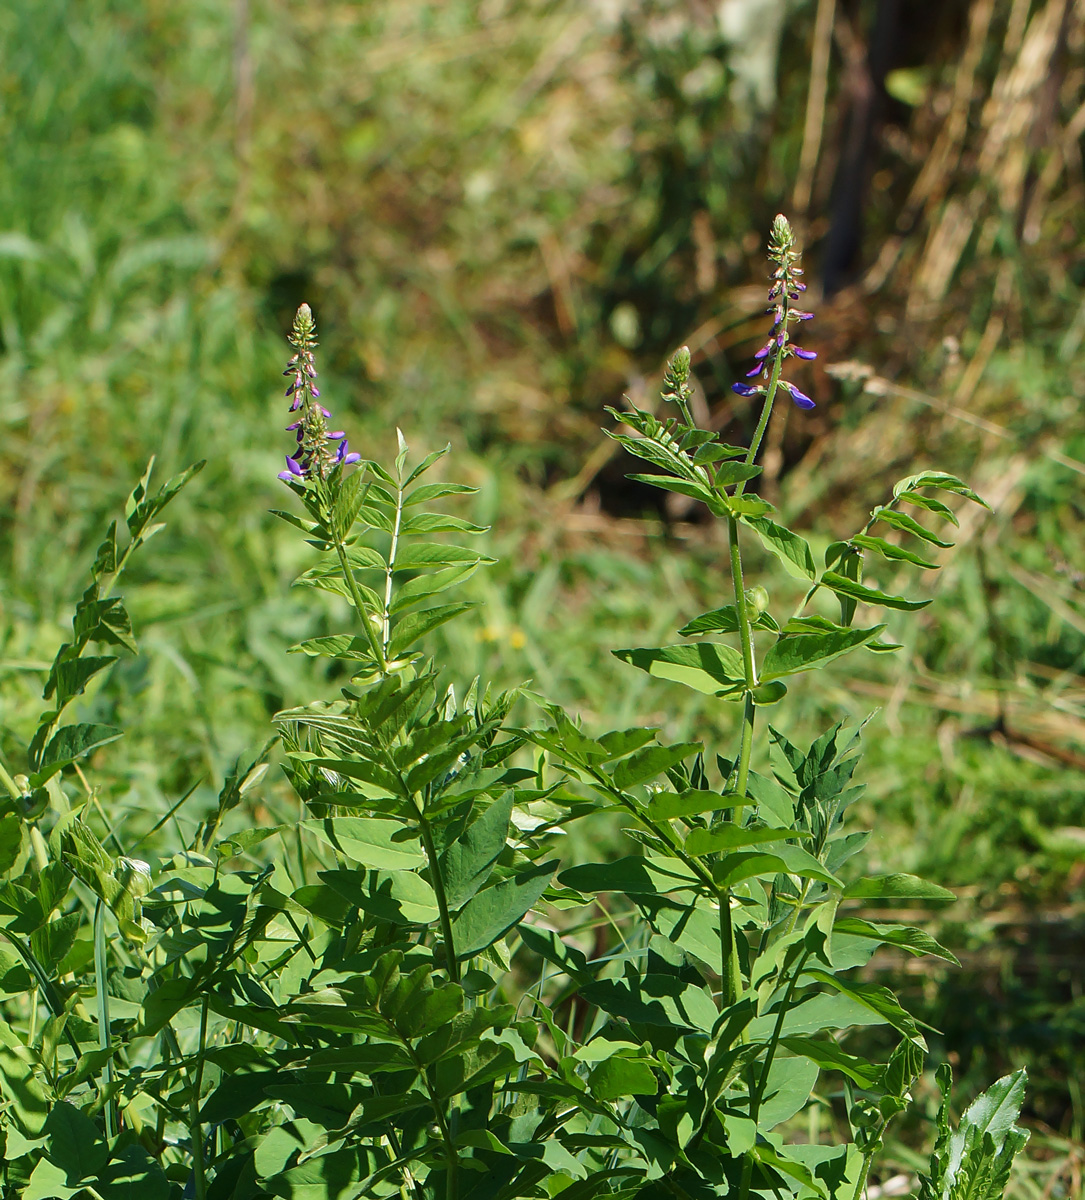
0;220;1030;1200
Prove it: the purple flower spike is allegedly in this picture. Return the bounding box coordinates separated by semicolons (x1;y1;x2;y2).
792;346;817;360
278;303;364;483
731;381;762;397
784;381;815;409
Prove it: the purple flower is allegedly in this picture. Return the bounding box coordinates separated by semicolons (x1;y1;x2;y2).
731;382;763;397
783;381;815;409
791;346;817;360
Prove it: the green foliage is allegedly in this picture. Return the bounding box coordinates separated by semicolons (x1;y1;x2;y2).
0;292;1031;1200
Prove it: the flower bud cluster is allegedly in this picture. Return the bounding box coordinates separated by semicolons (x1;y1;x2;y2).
732;214;816;410
278;304;361;482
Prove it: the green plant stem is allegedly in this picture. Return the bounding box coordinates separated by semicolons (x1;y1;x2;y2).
382;481;405;652
852;1114;894;1200
418;815;459;984
333;536;388;673
726;516;757;819
189;992;211;1200
93;900;117;1140
750;948;810;1124
0;758;21;799
736;347;784;495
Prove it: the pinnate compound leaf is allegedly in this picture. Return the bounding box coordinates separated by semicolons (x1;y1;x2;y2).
822;571;931;611
761;626;885;679
742;516;816;580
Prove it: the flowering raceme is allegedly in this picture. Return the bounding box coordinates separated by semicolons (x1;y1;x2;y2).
732;214;816;409
278;303;361;482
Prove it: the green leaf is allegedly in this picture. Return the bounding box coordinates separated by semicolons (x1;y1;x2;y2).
390;562;483;612
685;824;805;857
96;1145;170;1200
559;856;702;895
304;818;425;870
42;1101;109;1183
596;727;660;761
742;516;816;580
648;790;747;821
804;969;926;1042
441;792;514;909
392;543;494;570
611;742;701;789
451;859;557;957
896;490;959;526
404;443;451;484
30;723;123;782
404;481;478;506
779;1036;882;1087
957;1068;1028;1150
588;1055;657;1101
321;868;439;925
822;571;931;611
851;533;939;570
679;605;779;636
833;917;960;965
760;625;886;679
893;470;987;508
401;511;487;535
873;507;955;548
289;633;374;659
626;474;716;506
388;602;479;657
613;643;745;697
712;844;841;888
842;873;955;901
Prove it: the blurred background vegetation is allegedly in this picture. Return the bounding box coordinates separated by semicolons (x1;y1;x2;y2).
1;0;1082;1191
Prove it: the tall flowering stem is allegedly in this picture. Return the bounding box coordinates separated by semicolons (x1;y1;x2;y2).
729;216;816;812
278;304;387;675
